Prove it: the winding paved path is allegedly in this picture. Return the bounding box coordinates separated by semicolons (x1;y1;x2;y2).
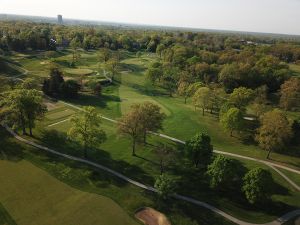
59;100;300;192
2;124;300;225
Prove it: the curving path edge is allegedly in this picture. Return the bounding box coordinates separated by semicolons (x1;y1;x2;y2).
2;124;300;225
60;100;300;192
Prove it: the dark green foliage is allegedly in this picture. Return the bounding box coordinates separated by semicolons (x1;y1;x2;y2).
242;168;274;204
207;155;243;190
185;133;213;168
154;174;176;200
60;80;81;99
42;67;80;99
220;107;244;136
42;67;64;97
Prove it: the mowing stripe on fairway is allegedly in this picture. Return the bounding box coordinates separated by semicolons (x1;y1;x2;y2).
47;118;71;127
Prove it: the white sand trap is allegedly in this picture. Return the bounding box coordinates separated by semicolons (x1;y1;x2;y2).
135;207;171;225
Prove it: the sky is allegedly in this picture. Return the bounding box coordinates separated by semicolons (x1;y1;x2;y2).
1;0;300;35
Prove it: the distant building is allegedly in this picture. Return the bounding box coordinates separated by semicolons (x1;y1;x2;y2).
57;15;63;25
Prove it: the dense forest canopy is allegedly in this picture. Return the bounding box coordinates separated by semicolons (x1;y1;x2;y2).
1;21;300;93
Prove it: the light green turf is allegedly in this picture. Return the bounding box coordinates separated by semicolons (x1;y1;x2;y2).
289;63;300;77
0;160;139;225
65;68;94;76
3;50;300;224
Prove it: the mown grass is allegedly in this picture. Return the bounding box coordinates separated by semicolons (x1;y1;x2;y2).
3;50;300;224
290;63;300;77
0;127;234;225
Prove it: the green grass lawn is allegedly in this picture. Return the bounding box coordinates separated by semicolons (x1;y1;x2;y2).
0;160;139;225
65;68;94;76
25;99;300;223
290;63;300;77
0;128;234;225
2;50;300;224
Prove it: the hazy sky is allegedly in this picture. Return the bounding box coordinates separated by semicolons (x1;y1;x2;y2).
1;0;300;35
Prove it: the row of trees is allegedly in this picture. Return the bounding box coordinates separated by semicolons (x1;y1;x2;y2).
0;78;278;205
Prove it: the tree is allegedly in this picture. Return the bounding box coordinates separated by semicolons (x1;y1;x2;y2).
154;144;175;175
0;89;46;136
154;174;176;200
23;90;47;136
60;80;81;99
105;58;119;81
162;65;179;97
242;168;274;204
192;87;211;116
70;38;81;65
19;78;39;90
218;63;239;92
185;133;213;168
98;48;111;64
220;107;244;136
0;89;27;134
138;102;166;143
255;110;292;159
146;67;163;84
207;155;242;189
162;74;177;97
42;66;64;97
229;87;254;110
68;106;106;158
280;77;300;110
118;105;144;156
177;81;190;104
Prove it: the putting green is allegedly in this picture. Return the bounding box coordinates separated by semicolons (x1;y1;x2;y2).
65;68;94;76
0;160;138;225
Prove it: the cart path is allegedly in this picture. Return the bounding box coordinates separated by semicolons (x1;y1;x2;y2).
2;125;300;225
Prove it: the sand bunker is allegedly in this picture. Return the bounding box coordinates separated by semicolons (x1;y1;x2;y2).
135;207;171;225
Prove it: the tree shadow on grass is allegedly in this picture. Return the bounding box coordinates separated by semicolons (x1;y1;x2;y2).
65;93;121;109
0;127;24;162
38;128;154;187
124;81;168;97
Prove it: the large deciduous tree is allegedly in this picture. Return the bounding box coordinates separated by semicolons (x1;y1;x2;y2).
255;110;292;159
220;107;244;137
242;168;274;204
118;105;144;156
279;77;300;110
98;48;111;64
68;106;106;158
192;87;211;116
229;87;254;110
42;66;64;97
105;58;120;81
0;89;47;136
207;155;242;189
138;102;166;143
185;133;213;168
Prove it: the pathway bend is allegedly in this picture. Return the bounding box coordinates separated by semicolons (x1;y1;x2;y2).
2;124;300;225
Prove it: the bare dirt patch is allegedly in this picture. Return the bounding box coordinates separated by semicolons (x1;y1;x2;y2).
135;207;171;225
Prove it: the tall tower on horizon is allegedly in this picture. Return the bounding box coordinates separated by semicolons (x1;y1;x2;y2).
57;15;63;25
